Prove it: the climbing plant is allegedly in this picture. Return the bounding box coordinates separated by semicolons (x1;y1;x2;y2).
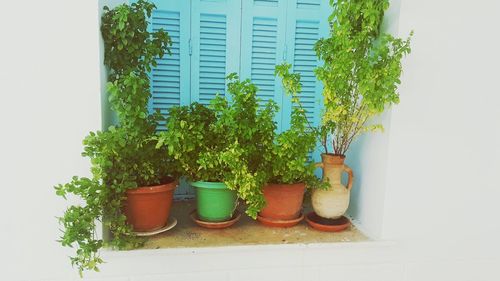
55;0;173;276
101;0;171;80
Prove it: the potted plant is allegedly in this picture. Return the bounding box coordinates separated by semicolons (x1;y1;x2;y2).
158;73;277;224
54;0;176;275
311;0;412;221
158;103;236;223
256;63;324;227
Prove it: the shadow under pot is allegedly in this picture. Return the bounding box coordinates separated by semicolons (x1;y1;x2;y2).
191;181;238;222
124;178;178;232
258;182;306;227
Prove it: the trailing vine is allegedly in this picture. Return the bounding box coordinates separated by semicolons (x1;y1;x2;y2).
55;0;173;276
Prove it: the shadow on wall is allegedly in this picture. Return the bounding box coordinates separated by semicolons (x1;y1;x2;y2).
346;134;368;218
345;110;393;239
344;0;402;239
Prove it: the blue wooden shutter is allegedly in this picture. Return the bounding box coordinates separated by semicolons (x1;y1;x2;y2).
191;0;242;105
146;0;330;198
281;0;329;129
149;1;191;130
240;0;287;131
149;1;191;198
282;0;330;159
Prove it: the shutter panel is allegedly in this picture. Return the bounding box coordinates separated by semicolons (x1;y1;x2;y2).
146;0;331;197
283;0;331;159
250;17;279;108
191;0;242;105
291;19;321;126
198;13;227;105
281;0;330;129
167;0;240;199
150;10;181;130
240;0;287;131
149;0;191;198
149;1;190;130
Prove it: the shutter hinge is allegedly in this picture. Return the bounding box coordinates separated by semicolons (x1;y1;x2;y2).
188;38;192;56
283;44;288;60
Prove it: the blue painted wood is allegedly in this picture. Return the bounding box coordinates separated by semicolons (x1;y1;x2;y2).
179;0;242;198
240;0;287;132
283;0;331;162
148;1;190;131
148;0;329;135
297;0;321;9
254;0;279;7
150;10;181;130
283;0;328;128
295;20;321;124
147;0;331;197
148;0;192;198
197;13;227;105
191;0;242;104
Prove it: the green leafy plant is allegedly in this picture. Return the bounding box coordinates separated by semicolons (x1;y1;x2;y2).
157;102;218;181
158;73;277;218
101;0;171;80
55;0;173;276
314;0;412;155
271;63;323;188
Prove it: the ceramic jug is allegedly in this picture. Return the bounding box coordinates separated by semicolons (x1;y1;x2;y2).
312;154;354;219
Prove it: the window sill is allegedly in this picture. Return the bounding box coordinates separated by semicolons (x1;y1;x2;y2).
140;200;369;250
96;203;398;278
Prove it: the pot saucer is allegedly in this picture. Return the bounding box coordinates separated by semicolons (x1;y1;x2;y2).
305;212;350;232
257;212;304;228
133;217;177;236
190;210;241;229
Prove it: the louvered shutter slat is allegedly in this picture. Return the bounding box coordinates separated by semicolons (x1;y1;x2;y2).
293;19;321;124
150;10;181;131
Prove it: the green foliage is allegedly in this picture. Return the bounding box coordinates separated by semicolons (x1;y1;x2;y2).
107;71;161;131
101;0;171;80
55;1;172;276
159;74;278;218
157;103;218;181
272;63;323;189
314;0;412;155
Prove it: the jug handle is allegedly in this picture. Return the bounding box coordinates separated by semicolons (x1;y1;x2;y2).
343;164;354;190
315;162;323;168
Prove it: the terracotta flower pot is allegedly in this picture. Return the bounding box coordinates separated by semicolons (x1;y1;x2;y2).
259;183;306;220
124;179;177;232
312;154;354;219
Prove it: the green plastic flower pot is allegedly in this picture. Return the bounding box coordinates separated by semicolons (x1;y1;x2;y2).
191;181;237;222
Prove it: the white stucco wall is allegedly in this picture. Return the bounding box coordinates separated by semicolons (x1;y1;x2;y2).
0;1;102;280
345;0;403;239
380;0;500;277
1;0;499;281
